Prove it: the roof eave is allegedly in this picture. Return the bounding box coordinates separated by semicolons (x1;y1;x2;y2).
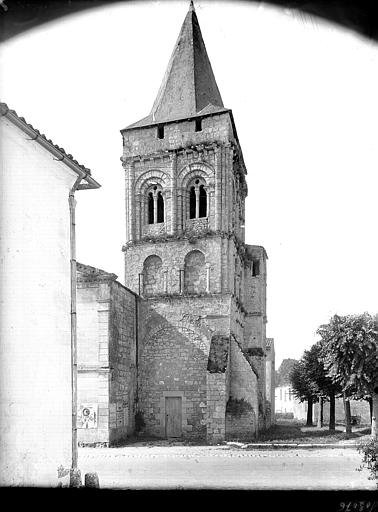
120;108;232;133
0;102;101;189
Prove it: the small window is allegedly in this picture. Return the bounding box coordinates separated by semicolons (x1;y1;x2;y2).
252;259;260;277
147;186;164;224
189;180;207;219
195;118;202;132
157;191;164;223
148;192;154;224
199;184;207;218
157;124;164;139
189;186;196;219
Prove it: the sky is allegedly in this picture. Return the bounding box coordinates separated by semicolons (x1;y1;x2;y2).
1;0;378;368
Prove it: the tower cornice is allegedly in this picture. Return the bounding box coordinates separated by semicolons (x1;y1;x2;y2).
121;140;235;167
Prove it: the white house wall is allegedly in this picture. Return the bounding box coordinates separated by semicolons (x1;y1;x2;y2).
0;118;78;486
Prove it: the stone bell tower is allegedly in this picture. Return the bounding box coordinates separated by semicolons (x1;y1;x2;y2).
120;1;269;442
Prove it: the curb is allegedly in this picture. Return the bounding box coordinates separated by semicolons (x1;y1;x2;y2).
226;443;359;450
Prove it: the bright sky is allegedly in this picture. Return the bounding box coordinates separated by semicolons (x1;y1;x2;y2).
1;0;378;367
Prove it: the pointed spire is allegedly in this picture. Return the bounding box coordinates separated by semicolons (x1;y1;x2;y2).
126;2;225;129
149;2;224;123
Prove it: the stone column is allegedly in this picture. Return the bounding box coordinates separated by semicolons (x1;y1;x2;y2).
123;162;129;242
138;273;144;296
129;162;135;242
152;188;158;224
227;146;234;233
179;268;184;294
170;153;177;235
162;189;168;225
177;188;183;233
163;267;168;294
214;146;221;231
194;182;200;218
204;186;210;219
206;263;211;293
135;193;141;240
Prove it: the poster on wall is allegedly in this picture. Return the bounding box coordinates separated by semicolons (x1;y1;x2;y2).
77;404;98;429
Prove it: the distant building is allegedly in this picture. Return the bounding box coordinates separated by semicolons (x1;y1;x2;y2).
0;103;100;486
275;385;371;424
275;385;308;420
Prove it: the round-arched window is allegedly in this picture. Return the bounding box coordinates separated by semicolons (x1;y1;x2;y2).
147;186;164;224
143;255;163;295
184;250;206;294
189;179;207;219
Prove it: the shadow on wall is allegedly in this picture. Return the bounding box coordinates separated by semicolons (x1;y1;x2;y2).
225;397;257;441
136;304;211;440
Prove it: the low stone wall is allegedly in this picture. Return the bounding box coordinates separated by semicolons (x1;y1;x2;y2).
226;406;256;440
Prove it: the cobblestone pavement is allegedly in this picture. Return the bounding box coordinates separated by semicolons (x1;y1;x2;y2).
78;445;376;490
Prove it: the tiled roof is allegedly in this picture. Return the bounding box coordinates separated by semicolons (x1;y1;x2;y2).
77;262;118;282
0;102;100;189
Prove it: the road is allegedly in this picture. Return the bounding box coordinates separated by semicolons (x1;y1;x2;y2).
78;444;376;490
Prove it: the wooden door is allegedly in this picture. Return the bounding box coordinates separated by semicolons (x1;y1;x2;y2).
165;397;182;438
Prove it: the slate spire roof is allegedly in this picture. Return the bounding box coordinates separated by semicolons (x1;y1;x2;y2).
125;1;226;130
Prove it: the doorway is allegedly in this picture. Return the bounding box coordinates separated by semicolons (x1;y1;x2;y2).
165;396;182;438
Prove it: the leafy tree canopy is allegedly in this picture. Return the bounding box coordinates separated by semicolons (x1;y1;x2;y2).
302;342;342;398
317;312;378;399
275;358;298;387
289;359;318;403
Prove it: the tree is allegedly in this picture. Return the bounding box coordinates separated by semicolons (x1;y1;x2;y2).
317;313;378;438
302;342;342;430
289;359;318;426
276;358;298;387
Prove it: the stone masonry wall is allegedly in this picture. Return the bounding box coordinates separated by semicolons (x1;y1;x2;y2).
120;84;269;443
137;295;231;440
226;409;256;441
206;335;230;443
77;273;137;446
108;281;137;444
122;112;246;251
138;324;208;439
184;249;207;293
227;338;258;439
77;283;102;365
207;372;227;443
77;281;110;446
122;112;236;158
124;236;224;296
77;371;109;445
142;255;163;296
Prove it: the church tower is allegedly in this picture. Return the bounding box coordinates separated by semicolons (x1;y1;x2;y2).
121;2;270;442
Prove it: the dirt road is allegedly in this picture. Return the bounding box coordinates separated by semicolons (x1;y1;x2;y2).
78;444;376;490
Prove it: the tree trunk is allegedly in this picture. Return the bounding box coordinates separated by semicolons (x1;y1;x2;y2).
317;397;323;428
321;399;324;425
372;385;378;439
306;397;313;426
367;396;373;423
343;393;352;435
329;390;335;430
